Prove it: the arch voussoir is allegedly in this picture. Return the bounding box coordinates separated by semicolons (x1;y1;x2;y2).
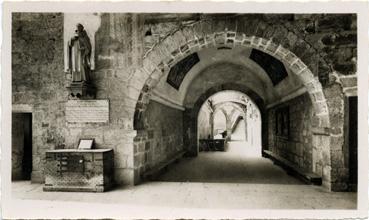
142;57;157;76
273;44;290;60
204;33;216;47
297;69;315;83
171;30;188;47
180;26;197;42
290;59;308;74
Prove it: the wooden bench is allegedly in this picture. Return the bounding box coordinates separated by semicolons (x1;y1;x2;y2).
263;150;322;185
142;150;186;181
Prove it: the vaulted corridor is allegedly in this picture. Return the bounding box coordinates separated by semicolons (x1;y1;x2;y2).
157;142;300;184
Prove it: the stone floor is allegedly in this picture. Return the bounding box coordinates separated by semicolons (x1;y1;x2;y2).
8;142;357;218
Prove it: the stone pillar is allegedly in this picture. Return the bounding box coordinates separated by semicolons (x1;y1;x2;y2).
312;130;331;190
222;110;232;141
244;112;248;142
183;108;198;157
210;111;214;138
84;13;146;186
324;84;348;191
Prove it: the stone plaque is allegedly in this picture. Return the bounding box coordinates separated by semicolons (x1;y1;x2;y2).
66;100;109;123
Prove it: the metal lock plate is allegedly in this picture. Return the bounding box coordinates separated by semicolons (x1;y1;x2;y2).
59;155;85;173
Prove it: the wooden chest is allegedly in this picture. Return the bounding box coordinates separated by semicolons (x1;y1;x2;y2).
43;149;114;192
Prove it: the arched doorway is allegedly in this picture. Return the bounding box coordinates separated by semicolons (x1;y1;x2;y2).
197;90;262;157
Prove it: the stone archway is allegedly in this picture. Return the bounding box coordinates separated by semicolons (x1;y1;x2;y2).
132;28;330;130
213;102;246;117
212;101;248;142
182;83;267;157
130;22;337;190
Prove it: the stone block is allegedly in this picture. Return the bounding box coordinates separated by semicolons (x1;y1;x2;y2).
138;142;145;152
180;27;196;42
171;30;188;47
250;36;260;47
257;38;268;50
315;162;323;176
298;69;314;83
134;143;138;154
188;39;199;48
237;18;258;36
145;77;159;89
333;62;356;75
265;42;278;54
330;150;344;168
225;38;234;46
115;153;128;168
134;154;141;168
180;44;190;53
305;78;322;93
311;91;325;102
142;58;157;75
270;25;288;45
274;45;289;60
340;76;357;88
31;170;44;183
161;37;181;55
205;34;215;46
145;141;151;151
343;87;357;96
255;22;268;38
314;102;329;115
331;182;348;192
242;37;252;46
145;49;164;68
115;168;135;185
318;115;330;128
284;52;298;65
322;165;331;182
214;32;226;45
322;33;356;46
316;15;354;32
235;32;244;42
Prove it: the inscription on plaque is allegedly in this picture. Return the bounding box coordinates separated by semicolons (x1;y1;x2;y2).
66;100;109;123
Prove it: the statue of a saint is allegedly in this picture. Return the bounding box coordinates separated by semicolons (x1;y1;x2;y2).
68;23;92;82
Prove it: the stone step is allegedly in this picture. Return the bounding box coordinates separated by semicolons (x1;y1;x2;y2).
262;150;322;185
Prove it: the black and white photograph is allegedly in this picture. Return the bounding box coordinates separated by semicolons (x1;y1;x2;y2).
1;1;368;219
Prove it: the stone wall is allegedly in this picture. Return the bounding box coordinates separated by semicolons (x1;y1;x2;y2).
12;113;25;180
143;14;356;78
12;13;145;185
197;105;212;140
268;93;314;172
12;13;67;182
133;100;184;183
